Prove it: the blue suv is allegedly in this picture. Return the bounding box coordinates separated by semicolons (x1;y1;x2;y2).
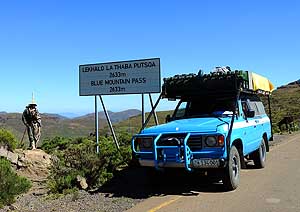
132;70;273;190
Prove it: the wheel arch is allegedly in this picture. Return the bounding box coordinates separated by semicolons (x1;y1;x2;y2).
263;132;269;152
232;139;246;169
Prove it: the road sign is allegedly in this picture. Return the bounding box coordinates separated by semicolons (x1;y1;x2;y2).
79;58;161;96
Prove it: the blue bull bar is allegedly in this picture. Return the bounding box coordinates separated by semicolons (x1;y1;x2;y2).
132;133;193;171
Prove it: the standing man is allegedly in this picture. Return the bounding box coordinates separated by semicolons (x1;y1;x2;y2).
22;101;41;150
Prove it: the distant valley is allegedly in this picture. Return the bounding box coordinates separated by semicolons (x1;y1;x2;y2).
0;109;141;143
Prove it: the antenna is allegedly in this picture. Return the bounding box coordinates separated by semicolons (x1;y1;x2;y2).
31;92;37;105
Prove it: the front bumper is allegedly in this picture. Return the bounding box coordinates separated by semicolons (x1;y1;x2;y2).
139;158;226;169
132;132;226;171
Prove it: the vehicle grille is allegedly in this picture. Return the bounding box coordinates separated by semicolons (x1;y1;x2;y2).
156;134;187;146
187;136;202;151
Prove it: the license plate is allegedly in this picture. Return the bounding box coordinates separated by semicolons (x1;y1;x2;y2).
192;159;220;168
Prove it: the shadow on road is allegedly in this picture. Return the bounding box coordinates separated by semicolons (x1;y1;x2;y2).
93;133;296;200
97;167;226;199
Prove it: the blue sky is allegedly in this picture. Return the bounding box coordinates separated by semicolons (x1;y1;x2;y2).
0;0;299;115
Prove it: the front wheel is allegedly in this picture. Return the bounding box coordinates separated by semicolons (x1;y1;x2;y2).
252;139;267;168
223;146;241;191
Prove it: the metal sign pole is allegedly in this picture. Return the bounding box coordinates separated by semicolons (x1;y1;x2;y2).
95;95;99;153
99;95;120;150
142;94;145;127
149;93;159;125
268;95;273;141
139;93;162;133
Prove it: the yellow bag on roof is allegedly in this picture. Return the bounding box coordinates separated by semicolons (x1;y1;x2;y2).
251;72;275;92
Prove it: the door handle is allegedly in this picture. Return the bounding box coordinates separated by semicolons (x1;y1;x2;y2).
255;120;259;123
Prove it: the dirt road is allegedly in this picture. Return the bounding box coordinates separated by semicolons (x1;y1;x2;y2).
127;132;300;212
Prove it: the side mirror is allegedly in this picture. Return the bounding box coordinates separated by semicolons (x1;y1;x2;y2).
247;110;255;118
165;114;172;123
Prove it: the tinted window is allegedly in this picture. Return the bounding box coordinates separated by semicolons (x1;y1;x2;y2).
248;101;259;116
255;101;266;115
240;94;266;117
247;101;266;116
173;97;235;119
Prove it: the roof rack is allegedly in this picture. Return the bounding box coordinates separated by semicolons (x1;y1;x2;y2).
162;69;274;99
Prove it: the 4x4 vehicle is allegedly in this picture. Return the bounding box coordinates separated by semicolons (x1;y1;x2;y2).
132;69;274;190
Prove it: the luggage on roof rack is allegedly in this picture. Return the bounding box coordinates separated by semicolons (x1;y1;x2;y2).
162;70;274;99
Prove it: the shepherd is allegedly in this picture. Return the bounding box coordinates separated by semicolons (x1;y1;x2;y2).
22;94;41;150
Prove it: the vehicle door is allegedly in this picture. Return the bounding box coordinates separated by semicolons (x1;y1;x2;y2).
246;100;262;151
240;100;260;154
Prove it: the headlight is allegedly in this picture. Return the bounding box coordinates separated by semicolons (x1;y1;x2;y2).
205;136;217;147
141;137;153;148
136;137;153;150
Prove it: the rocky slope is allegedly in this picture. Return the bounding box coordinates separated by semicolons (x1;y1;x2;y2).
0;148;51;182
0;147;142;212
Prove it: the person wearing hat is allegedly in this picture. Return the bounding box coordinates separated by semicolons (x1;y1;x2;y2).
22;101;41;150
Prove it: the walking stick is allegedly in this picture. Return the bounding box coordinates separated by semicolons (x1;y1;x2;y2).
20;128;27;147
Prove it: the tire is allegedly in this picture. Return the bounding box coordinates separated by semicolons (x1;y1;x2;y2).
223;146;241;191
252;139;267;168
130;152;140;167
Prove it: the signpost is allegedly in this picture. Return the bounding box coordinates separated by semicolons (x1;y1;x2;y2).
79;58;161;153
79;58;161;96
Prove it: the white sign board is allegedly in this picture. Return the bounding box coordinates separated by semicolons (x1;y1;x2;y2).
79;58;161;96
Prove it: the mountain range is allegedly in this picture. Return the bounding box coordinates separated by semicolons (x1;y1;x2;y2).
0;109;141;142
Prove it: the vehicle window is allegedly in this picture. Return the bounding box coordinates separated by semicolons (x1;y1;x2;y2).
173;97;235;119
242;101;249;116
255;101;266;115
248;101;259;116
187;101;214;117
174;101;188;118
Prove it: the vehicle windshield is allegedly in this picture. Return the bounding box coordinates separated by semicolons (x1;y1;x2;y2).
173;97;236;119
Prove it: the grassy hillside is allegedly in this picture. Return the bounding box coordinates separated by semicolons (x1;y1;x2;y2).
0;110;141;145
77;109;141;123
265;83;300;131
0;113;98;142
106;110;173;136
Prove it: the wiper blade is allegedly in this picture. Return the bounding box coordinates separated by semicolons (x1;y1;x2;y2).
216;117;229;125
210;113;230;125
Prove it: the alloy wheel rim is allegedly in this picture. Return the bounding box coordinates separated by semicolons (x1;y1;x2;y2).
232;156;239;178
